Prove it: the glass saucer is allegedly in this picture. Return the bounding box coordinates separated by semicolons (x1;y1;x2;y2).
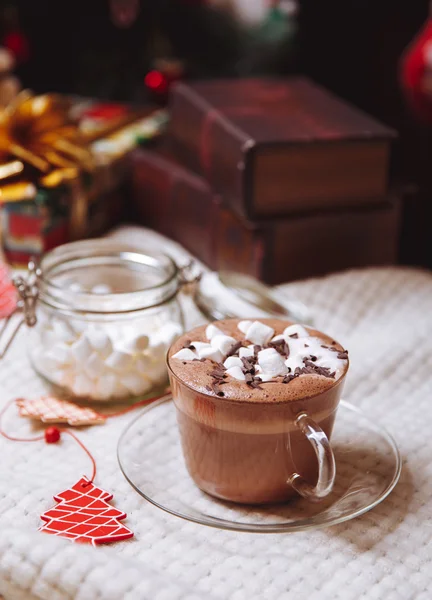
117;398;401;533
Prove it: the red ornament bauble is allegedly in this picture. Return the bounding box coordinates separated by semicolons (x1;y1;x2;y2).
3;30;30;63
400;20;432;123
144;70;169;95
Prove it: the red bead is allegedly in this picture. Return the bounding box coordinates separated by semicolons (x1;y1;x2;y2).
45;427;61;444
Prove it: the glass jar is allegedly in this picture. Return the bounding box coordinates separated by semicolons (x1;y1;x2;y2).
27;239;184;401
2;239;312;402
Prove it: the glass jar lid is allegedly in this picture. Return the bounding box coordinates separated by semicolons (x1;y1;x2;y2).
39;239;180;314
194;271;313;324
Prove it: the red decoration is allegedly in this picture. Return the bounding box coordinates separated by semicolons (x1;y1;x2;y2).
400;20;432;122
0;263;17;319
45;427;61;444
39;477;134;545
145;70;169;95
17;396;106;427
3;30;30;63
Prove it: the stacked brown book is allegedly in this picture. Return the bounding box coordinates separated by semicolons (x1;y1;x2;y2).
131;77;400;283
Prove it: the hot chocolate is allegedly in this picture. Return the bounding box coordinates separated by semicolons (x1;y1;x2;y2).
168;319;349;504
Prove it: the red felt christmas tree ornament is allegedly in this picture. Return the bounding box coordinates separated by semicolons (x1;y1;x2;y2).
40;477;134;545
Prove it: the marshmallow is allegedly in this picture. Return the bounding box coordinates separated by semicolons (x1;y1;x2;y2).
112;381;130;399
211;335;237;356
225;366;246;381
171;348;197;361
283;324;309;339
122;334;149;354
152;323;182;347
105;350;134;371
198;346;223;363
238;320;253;334
51;320;76;343
258;348;288;377
91;284;112;294
224;356;244;369
205;324;224;341
245;321;274;346
285;354;305;373
255;372;274;382
121;373;152;396
71;335;93;363
47;344;73;367
135;356;151;374
84;352;106;378
271;334;285;342
95;374;117;400
72;373;94;397
85;330;113;358
189;341;210;354
239;347;254;359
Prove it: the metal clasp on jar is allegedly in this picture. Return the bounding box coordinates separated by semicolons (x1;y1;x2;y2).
0;259;41;358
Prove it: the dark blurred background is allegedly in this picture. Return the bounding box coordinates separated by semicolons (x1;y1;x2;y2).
2;0;431;266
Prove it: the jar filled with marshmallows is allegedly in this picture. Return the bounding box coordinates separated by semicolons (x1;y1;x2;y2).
25;240;184;401
2;239;312;402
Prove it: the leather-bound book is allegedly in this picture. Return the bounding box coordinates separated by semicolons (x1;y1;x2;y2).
130;148;218;268
169;77;396;219
214;200;401;284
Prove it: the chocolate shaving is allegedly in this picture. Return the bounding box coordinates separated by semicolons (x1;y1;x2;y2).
321;345;329;349
337;351;349;360
211;382;225;396
268;339;290;357
304;343;309;348
248;377;263;390
289;333;299;339
244;373;254;383
329;346;339;352
303;360;335;378
283;374;295;384
205;385;212;392
253;345;261;357
310;355;317;362
225;341;243;358
241;357;256;372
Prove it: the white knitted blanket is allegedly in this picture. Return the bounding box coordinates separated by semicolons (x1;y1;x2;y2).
1;226;431;600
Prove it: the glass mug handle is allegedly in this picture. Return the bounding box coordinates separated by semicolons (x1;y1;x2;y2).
288;412;336;501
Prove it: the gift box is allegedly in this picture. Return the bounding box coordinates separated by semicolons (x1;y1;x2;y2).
130;146;401;284
169;77;396;219
0;93;167;265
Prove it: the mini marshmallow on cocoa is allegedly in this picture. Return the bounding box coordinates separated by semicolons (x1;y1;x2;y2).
211;334;237;357
225;366;246;381
245;321;274;346
258;348;288;377
171;348;197;361
224;356;243;369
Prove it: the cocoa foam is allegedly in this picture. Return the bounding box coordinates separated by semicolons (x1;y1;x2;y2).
168;318;349;403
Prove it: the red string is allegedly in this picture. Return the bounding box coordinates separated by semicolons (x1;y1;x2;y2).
0;388;171;483
60;429;97;483
0;399;96;482
0;399;44;442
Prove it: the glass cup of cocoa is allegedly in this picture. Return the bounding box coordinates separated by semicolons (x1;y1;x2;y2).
167;318;349;504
